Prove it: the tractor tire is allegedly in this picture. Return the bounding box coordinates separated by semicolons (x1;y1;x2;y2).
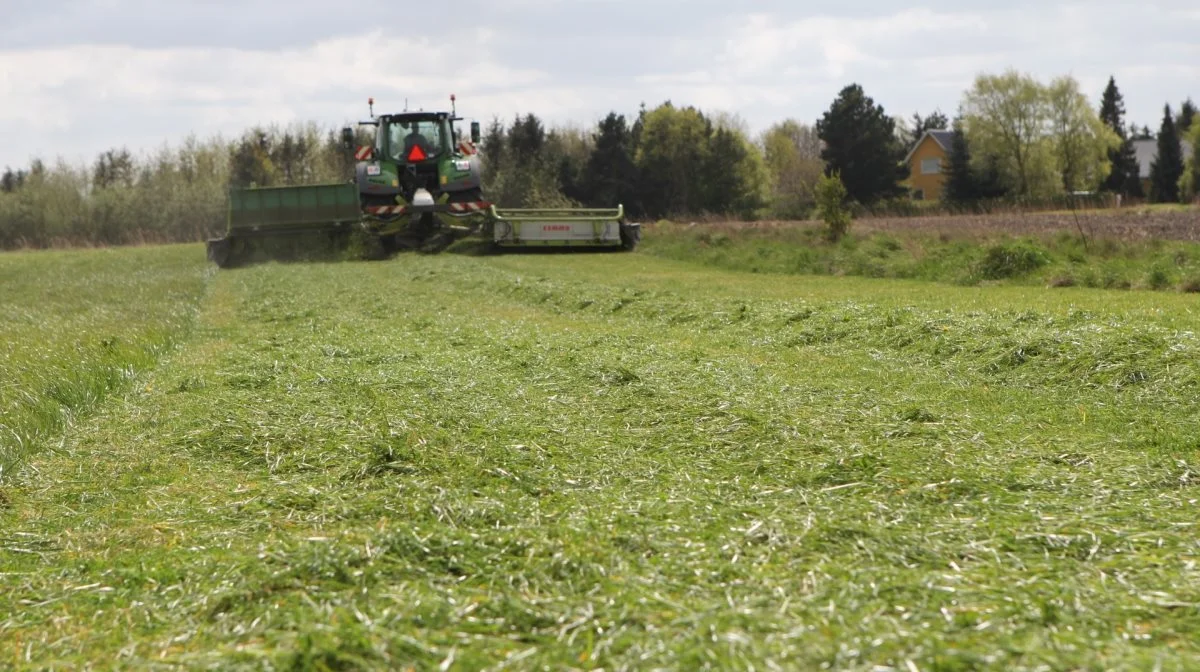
361;193;400;208
362;234;388;261
448;187;484;203
619;221;641;251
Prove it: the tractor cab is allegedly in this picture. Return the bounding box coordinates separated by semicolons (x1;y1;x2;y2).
381;113;450;165
343;97;485;209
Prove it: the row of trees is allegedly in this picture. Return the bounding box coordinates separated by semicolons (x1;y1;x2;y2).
0;103;782;247
0;125;356;248
1;71;1196;248
941;73;1197;205
478;105;772;219
816;72;1198;208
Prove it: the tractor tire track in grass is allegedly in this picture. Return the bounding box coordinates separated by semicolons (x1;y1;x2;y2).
2;249;1199;669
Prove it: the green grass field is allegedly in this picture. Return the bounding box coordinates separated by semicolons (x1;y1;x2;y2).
2;243;1199;670
641;218;1200;292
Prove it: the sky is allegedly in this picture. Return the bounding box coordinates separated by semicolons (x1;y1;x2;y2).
1;0;1197;170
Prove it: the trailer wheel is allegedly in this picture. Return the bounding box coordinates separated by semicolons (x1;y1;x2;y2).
207;237;233;268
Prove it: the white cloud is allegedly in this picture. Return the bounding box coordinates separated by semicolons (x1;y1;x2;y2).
0;2;1197;168
717;9;989;76
0;30;550;166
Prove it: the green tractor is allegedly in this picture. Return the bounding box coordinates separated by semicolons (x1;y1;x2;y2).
206;96;640;267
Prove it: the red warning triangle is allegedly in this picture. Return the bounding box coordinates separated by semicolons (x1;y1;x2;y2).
407;145;427;162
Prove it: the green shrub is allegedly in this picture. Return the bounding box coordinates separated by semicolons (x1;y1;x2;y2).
977;241;1050;280
815;172;851;242
1144;265;1173;290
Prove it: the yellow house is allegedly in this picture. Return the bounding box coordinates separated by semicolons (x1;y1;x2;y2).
903;130;954;201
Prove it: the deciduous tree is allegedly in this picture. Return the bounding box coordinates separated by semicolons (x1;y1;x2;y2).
633;102;712;216
761;120;824;217
1046;76;1120;192
1180;123;1200;202
961;70;1054;197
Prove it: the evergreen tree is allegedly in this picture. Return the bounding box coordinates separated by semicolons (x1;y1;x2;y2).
906;110;950;150
482;113;573;208
507;113;546;163
816;84;908;205
228;130;276;189
974;154;1010;200
1178;99;1196;134
701;126;748;214
1;168;16;193
941;119;1009;204
1098;76;1142;197
581;112;638;211
1150;104;1184;203
557;155;581;202
481;118;505;162
271;131;314;185
942;120;976;203
480;117;506;189
93;148;135;190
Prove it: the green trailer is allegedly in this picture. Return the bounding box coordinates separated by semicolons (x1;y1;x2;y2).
206;183;365;268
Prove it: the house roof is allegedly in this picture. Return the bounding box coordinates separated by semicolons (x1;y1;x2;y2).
903;129;955;163
1132;138;1194;179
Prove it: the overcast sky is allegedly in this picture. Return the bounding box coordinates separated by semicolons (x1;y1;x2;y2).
1;0;1197;170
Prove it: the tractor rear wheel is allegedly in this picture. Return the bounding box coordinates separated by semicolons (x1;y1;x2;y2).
619;221;641;251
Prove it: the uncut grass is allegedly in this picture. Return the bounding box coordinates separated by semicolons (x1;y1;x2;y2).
0;246;208;483
642;219;1200;292
3;254;1200;669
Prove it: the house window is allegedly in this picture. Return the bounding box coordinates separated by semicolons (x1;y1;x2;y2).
921;158;941;175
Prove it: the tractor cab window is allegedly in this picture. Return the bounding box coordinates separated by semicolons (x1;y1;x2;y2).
389;119;444;161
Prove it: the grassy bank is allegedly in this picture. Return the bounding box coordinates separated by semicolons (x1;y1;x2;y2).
2;251;1199;669
641;211;1200;291
0;245;209;483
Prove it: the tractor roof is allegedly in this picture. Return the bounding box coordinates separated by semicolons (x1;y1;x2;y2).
382;111;450;122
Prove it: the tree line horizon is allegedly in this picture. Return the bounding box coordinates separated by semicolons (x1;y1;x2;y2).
1;69;1197;249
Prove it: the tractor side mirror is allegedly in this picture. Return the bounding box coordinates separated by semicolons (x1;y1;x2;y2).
341;127;354;148
470;121;481;144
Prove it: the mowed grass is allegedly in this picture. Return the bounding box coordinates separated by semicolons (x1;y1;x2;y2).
2;246;1200;670
0;246;209;482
